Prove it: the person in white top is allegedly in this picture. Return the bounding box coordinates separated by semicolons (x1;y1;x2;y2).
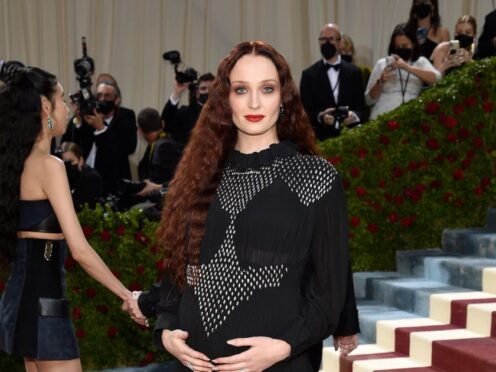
365;23;441;120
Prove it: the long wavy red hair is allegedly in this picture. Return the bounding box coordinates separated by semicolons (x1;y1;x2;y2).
158;41;319;289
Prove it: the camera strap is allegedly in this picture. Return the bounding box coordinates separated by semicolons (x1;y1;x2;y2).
398;67;411;104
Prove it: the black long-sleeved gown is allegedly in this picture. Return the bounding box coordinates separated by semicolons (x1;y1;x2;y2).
139;141;359;371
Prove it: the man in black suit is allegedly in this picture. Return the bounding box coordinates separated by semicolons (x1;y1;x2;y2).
300;23;366;141
476;9;496;59
160;73;215;145
62;80;137;194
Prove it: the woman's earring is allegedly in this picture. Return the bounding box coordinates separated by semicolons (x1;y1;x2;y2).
47;116;54;130
279;104;285;117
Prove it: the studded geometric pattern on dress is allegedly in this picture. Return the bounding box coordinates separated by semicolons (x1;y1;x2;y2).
189;153;337;337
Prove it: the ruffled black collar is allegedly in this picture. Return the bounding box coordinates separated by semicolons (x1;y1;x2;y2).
227;140;298;170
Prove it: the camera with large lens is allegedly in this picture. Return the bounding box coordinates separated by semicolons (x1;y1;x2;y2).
70;37;105;115
162;50;198;84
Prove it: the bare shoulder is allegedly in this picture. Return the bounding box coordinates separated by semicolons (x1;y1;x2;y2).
438;27;450;41
40;154;65;172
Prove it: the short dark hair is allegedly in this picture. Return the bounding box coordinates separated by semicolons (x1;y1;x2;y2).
387;23;421;62
137;107;162;133
97;79;121;98
198;72;215;83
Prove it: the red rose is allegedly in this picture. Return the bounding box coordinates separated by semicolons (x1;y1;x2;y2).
446;133;457;143
415;184;427;194
96;304;109;315
473;137;483;148
355;186;368;197
342;178;350;190
367;223;379;234
100;230;111;241
64;256;76;270
86;288;97;299
128;282;143;292
388;212;399;223
379;134;391;145
425;101;440;114
426;138;440;150
72;307;81;320
452;169;464;180
392;166;404;178
135;232;150;245
400;216;414;227
387;120;400;130
453;103;465;115
76;329;86;338
136;264;145;274
474;186;484;196
327;156;342;165
378;179;387;188
464;96;476;107
350;167;361;178
461;159;471;169
441;114;458;129
457;128;470;139
481;176;490;188
107;326;119;338
443;192;453;203
430;179;441;189
407;161;419;171
72;286;80;293
82;226;93;237
357;148;368;159
446;154;458;163
393;195;404;206
420;122;431;133
483;101;493;113
350;216;361;228
116;224;126;236
155;259;166;272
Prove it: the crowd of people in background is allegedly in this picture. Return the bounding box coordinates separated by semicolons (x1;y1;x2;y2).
51;0;495;215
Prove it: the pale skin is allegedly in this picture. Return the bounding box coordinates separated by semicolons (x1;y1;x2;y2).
19;83;132;372
124;54;358;371
368;35;438;101
431;22;475;76
318;24;357;127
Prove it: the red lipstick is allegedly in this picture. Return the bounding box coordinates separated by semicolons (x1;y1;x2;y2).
244;115;265;122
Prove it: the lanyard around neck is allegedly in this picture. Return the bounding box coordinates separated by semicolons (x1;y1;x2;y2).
398;66;411;104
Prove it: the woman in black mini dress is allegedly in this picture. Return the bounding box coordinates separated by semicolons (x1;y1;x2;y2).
0;66;133;371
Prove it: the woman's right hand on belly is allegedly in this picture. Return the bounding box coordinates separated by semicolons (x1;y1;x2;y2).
162;329;215;371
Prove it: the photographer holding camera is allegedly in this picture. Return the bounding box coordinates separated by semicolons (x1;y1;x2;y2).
300;23;366;141
62;79;137;195
160;51;215;145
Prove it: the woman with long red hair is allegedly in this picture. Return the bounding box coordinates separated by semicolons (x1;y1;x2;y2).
128;41;359;371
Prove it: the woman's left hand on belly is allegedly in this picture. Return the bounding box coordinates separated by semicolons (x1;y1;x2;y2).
212;336;290;371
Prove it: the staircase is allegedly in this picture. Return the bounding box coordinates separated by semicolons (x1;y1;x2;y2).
322;210;496;372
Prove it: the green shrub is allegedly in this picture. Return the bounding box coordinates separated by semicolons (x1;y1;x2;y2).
320;58;496;271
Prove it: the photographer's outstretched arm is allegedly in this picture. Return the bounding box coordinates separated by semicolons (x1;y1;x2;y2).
42;156;131;302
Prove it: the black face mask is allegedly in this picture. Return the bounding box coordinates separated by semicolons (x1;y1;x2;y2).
413;3;431;19
321;42;337;60
455;34;474;50
340;54;353;63
198;93;209;105
97;100;115;115
394;48;413;61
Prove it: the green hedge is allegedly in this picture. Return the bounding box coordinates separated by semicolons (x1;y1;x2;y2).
0;58;495;371
320;57;496;271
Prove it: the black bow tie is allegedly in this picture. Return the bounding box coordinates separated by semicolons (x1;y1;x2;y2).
324;63;340;71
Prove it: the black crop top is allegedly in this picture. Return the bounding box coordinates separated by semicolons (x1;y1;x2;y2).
18;199;62;233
